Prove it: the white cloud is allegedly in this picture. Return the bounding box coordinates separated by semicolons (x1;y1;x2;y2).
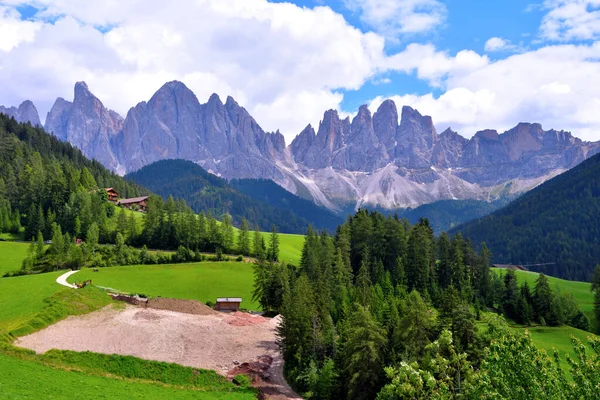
0;6;40;52
367;42;600;141
344;0;446;40
384;43;489;86
541;0;600;41
484;37;510;52
0;0;388;142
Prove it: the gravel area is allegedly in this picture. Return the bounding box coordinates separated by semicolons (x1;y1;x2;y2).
15;305;300;399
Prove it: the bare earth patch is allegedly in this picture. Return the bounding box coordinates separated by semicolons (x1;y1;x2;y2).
16;305;300;399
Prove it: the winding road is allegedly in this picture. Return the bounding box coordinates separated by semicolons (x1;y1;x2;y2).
55;270;79;288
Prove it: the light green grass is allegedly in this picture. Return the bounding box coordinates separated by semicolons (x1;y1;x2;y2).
68;262;258;310
0;241;30;276
0;272;65;334
260;232;304;265
493;268;595;329
510;325;597;380
0;353;253;400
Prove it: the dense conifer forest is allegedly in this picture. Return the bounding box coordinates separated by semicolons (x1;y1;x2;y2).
252;210;598;399
453;152;600;281
0;114;141;240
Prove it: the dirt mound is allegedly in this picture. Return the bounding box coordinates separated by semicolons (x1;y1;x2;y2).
228;355;273;383
146;297;217;316
225;312;270;326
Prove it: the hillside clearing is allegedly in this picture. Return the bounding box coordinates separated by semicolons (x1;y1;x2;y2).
16;305;299;399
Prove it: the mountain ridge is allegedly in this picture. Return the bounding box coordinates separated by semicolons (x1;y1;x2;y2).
125;159;342;233
4;80;599;212
452;150;600;281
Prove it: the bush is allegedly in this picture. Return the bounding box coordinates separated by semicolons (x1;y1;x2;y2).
233;374;251;388
236;255;244;262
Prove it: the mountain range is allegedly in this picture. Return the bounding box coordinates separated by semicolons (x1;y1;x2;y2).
453;150;600;281
3;81;600;212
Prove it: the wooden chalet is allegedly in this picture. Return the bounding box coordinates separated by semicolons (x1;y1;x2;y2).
492;264;529;271
214;297;242;312
105;188;120;204
118;196;149;212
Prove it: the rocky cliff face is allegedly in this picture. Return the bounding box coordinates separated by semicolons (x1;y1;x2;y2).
39;81;600;211
45;82;123;169
0;100;41;126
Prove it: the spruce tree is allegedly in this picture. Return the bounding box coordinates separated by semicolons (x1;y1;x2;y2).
591;264;600;333
238;218;251;255
269;225;280;262
220;213;234;252
533;273;553;323
342;305;386;400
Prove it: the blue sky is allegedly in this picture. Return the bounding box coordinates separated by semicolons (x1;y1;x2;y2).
1;0;600;142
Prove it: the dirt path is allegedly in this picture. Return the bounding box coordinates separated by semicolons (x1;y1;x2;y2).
55;270;79;288
16;305;301;399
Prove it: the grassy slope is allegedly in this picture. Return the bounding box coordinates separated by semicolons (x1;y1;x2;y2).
260;232;304;265
0;353;252;400
0;272;65;334
68;262;259;310
527;325;595;375
0;241;30;276
492;269;597;376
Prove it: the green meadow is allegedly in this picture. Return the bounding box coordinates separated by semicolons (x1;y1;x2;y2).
0;353;254;400
0;241;30;276
0;272;65;334
68;262;259;310
260;232;304;265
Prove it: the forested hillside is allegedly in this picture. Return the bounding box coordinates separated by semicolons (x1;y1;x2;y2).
370;198;510;234
125;159;340;233
253;209;596;399
230;178;342;231
453;152;600;281
0;114;142;241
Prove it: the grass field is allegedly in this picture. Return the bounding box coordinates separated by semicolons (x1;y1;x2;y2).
0;353;254;400
68;262;258;310
261;232;304;265
0;241;30;276
0;272;65;334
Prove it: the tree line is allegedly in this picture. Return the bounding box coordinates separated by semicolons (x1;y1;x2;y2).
252;209;595;399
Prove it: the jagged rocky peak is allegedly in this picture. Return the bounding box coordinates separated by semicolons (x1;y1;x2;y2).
44;82;123;170
74;81;92;98
474;129;500;141
291;124;317;163
0;100;41;126
373;99;398;151
395;106;438;168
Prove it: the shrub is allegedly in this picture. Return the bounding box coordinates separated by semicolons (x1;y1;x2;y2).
233;374;251;388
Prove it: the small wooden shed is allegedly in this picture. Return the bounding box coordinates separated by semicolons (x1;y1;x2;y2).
214;297;242;312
